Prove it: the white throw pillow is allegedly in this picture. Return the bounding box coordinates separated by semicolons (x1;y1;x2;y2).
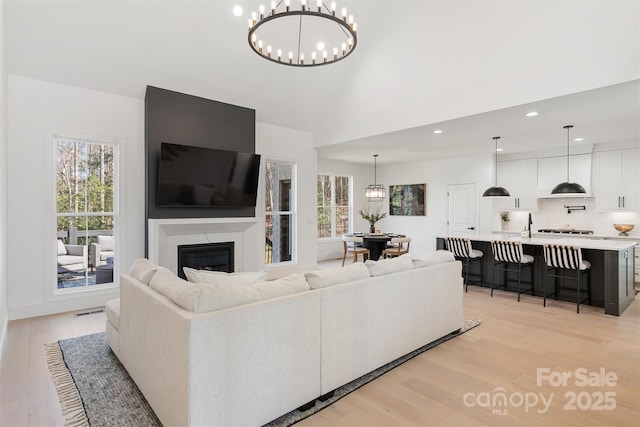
97;235;114;251
365;254;415;277
411;251;456;269
57;239;67;255
129;258;161;285
304;262;370;289
183;267;268;285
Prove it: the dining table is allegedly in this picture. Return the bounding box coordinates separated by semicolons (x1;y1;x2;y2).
347;232;406;261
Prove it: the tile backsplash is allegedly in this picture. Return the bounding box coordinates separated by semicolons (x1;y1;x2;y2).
497;198;639;238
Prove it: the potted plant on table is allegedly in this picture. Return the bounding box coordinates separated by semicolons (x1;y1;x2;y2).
359;205;387;234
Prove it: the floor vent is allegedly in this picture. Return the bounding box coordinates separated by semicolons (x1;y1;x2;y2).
74;309;104;317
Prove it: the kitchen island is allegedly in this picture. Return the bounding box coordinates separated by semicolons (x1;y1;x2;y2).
436;234;637;316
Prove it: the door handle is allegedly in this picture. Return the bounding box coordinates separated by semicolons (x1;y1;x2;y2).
622;196;625;208
467;227;475;230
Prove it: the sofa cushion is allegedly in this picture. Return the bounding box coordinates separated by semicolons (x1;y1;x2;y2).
97;235;114;251
365;254;414;277
183;267;268;285
150;269;310;313
129;258;160;285
149;269;203;312
57;254;84;266
105;298;120;331
57;239;67;255
304;262;370;289
411;251;456;268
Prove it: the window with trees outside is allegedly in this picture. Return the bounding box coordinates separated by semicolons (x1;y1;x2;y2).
317;174;351;238
55;136;117;290
265;160;295;265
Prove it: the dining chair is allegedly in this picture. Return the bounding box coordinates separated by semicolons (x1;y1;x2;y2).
542;244;591;313
382;237;411;258
490;240;534;301
443;236;484;292
342;235;370;267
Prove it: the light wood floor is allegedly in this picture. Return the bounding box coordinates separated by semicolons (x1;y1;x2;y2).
1;264;638;427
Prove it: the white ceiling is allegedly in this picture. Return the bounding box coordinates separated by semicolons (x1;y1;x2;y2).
5;1;640;164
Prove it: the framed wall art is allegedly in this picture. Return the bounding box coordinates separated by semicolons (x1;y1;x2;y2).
389;184;426;216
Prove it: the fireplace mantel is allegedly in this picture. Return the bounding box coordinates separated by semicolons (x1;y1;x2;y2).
148;217;261;274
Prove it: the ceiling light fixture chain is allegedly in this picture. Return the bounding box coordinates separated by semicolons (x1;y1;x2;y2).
248;0;358;67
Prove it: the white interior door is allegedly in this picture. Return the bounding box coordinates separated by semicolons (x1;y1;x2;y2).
447;183;477;235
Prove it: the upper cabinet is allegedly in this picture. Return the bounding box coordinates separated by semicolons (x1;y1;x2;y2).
537;153;592;197
593;148;640;210
497;158;538;210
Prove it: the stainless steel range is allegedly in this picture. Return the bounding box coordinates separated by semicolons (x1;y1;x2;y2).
537;229;594;235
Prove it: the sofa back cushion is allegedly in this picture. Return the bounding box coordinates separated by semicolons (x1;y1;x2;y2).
365;254;414;277
129;258;161;285
150;270;310;313
304;262;370;289
411;251;456;269
97;235;114;251
57;239;67;255
183;267;268;285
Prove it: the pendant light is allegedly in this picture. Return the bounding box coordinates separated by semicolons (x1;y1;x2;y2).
482;136;510;198
551;125;586;195
365;154;386;202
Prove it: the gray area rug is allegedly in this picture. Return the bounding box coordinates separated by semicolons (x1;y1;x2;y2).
46;317;481;427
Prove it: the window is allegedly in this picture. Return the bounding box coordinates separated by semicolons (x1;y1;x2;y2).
265;160;295;265
317;174;352;238
55;136;117;290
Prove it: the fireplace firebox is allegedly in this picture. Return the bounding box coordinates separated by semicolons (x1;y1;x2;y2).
177;242;234;280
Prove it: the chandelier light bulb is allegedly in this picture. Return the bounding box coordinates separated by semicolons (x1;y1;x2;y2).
301;0;307;10
267;45;272;57
248;18;253;29
316;0;322;12
300;52;305;64
341;7;347;20
341;42;346;55
333;46;338;59
277;49;282;61
271;0;277;13
323;50;328;62
288;51;293;64
251;33;257;45
330;1;337;14
311;51;317;64
285;0;291;12
259;4;265;19
251;11;257;22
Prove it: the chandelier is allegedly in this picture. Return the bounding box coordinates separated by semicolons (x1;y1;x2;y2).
247;0;358;67
365;154;386;202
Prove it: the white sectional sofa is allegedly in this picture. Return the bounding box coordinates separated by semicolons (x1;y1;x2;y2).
106;252;463;427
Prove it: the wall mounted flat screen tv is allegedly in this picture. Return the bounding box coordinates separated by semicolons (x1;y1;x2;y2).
157;142;261;207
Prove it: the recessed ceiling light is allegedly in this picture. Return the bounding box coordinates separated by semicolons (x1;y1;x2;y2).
496;148;504;152
526;111;538;117
316;42;325;51
233;5;243;17
574;137;585;142
433;129;443;134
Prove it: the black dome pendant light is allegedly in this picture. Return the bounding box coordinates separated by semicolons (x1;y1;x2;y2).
483;136;510;198
551;125;586;195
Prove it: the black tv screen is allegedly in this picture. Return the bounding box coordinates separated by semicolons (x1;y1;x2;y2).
157;143;261;207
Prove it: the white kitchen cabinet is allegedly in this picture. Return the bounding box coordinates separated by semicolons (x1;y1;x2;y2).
497;158;538;210
537;153;592;197
593;148;640;210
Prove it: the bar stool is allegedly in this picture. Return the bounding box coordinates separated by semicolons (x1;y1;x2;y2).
341;236;370;267
443;237;484;292
382;237;411;258
490;240;534;301
543;244;591;313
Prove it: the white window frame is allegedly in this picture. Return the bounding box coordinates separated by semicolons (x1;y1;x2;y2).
52;132;119;295
264;159;297;266
317;173;353;239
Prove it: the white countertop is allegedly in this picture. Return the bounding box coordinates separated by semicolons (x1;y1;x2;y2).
443;233;637;251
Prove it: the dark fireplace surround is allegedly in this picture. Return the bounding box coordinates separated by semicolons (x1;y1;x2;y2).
177;242;234;280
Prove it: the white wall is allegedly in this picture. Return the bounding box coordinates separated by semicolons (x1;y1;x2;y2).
256;123;318;276
0;0;9;358
317;155;494;260
7;76;145;319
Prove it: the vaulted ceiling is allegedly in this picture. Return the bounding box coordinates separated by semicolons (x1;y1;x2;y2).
5;1;639;163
